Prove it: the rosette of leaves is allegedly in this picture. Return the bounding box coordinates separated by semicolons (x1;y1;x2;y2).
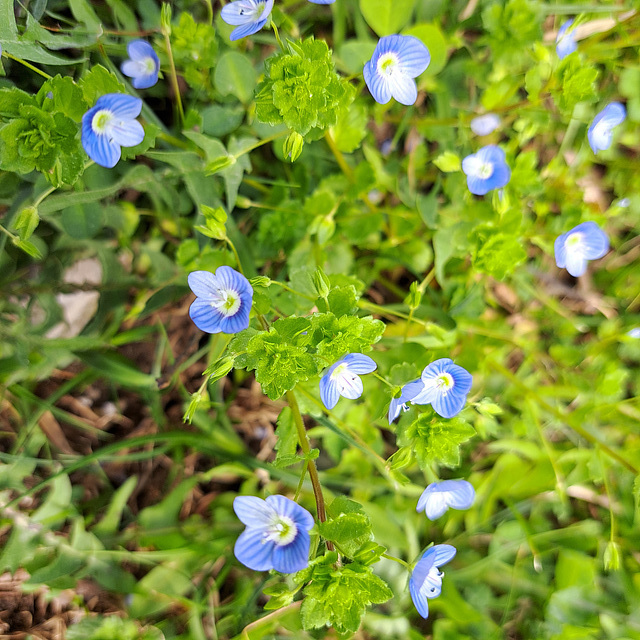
255;37;354;140
0;86;85;187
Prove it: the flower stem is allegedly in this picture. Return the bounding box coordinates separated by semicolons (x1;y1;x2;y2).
271;22;288;53
285;389;331;542
4;53;52;80
382;552;410;570
161;26;185;129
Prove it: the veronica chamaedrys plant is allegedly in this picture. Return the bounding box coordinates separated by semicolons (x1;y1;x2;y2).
470;113;500;136
412;358;473;419
121;40;160;89
81;94;144;168
588;102;626;154
388;379;425;424
187;267;253;333
319;353;377;410
554;222;609;278
409;545;456;619
556;19;577;59
461;145;511;196
416;480;475;520
233;495;314;573
220;0;274;41
363;35;430;106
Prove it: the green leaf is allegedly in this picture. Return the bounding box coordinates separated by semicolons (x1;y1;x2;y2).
256;37;354;138
433;151;461;173
76;351;157;389
79;65;126;105
399;414;476;468
301;553;393;634
470;226;527;280
330;99;367;153
274;407;299;467
14;206;39;241
214;51;257;104
61;203;105;239
359;0;416;37
37;75;89;122
320;498;373;557
552;55;600;115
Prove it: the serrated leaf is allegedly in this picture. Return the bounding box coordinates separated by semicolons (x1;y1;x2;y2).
79;65;126;105
319;513;372;558
399;414;476;468
433;151;461;173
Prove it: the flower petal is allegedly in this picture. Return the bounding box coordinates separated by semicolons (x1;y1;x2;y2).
234;527;275;571
266;495;315;530
189;297;224;333
342;353;377;374
271;529;311;573
363;60;392;105
234;496;276;527
94;93;142;119
320;372;340;410
387;72;418;106
110;118;145;147
336;372;364;400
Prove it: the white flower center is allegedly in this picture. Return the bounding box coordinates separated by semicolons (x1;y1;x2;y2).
476;162;494;179
377;52;399;77
92;109;114;135
436;372;454;392
264;515;298;546
331;363;348;380
566;232;584;255
211;289;241;317
143;56;157;74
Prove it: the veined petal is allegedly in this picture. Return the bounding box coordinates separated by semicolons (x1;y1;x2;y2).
395;35;431;77
82;127;121;168
234;496;276;527
271;529;310;573
218;308;251;333
387;72;418;106
363;60;392;105
409;574;430;619
342;353;377;374
319;373;340;410
266;495;315;530
575;222;609;259
221;0;260;25
230;19;268;40
336;372;364;400
188;271;219;299
432;388;466;418
443;480;475;510
94;93;142;119
234;527;275;571
189;298;225;333
423;493;449;520
431;544;457;567
109;118;145;147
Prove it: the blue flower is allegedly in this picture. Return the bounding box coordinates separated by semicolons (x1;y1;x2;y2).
556;19;577;59
416;480;475;520
188;267;253;334
412;358;473;419
388;379;425;424
233;495;314;573
363;35;430;106
409;544;456;619
628;328;640;339
221;0;274;41
588;102;626;154
121;40;160;89
554;221;609;277
461;145;511;196
81;94;145;168
320;353;377;410
470;113;500;136
308;0;335;3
